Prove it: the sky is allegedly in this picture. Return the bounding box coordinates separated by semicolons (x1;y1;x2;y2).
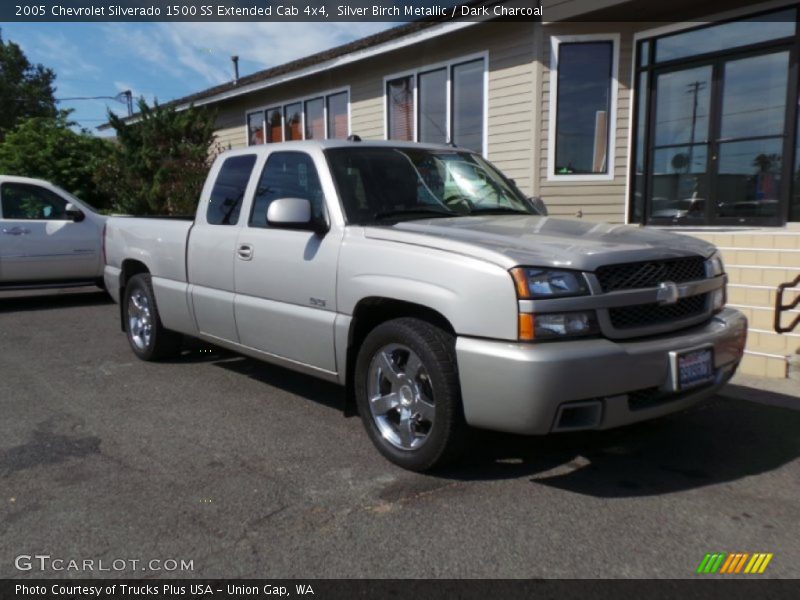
0;21;397;135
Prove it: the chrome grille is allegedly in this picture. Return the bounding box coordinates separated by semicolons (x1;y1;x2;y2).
609;294;708;330
596;256;706;293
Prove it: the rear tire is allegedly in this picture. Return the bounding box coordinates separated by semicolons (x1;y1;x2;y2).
355;317;467;472
123;273;182;361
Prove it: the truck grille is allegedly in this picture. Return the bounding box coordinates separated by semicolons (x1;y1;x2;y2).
596;256;706;292
609;294;708;329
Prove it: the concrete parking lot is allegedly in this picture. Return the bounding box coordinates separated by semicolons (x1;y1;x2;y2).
1;289;799;578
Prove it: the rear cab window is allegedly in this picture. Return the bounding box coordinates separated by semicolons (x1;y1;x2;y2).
206;155;257;225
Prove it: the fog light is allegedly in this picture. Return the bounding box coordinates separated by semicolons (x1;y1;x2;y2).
534;311;599;339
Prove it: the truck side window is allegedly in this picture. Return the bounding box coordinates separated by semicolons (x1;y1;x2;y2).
1;183;67;220
250;152;324;228
206;155;257;225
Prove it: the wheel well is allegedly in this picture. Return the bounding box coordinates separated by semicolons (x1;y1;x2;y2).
118;260;150;331
344;298;455;415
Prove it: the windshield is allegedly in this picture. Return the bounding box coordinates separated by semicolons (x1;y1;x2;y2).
326;147;537;225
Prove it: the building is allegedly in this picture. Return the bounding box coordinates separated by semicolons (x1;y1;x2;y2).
156;0;800;378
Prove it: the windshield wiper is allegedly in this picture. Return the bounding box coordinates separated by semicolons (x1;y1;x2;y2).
468;206;532;215
373;208;457;221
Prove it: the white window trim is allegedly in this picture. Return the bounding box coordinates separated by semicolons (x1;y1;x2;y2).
547;34;620;183
243;86;351;146
383;51;489;157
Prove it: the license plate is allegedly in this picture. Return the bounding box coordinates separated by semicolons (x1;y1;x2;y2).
676;348;715;391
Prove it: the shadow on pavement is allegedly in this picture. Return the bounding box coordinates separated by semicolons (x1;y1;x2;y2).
151;339;800;497
0;290;111;313
211;356;345;412
439;396;800;496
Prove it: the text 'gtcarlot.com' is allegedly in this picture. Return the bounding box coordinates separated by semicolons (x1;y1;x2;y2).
14;554;194;572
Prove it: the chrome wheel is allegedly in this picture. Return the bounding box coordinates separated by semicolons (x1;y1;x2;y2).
367;343;435;451
127;289;153;351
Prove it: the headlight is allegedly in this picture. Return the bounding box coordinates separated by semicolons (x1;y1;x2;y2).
510;267;589;299
705;252;724;278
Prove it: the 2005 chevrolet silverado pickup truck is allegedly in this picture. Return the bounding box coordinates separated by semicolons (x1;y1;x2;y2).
104;140;747;471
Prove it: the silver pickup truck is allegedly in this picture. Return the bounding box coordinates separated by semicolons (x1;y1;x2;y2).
104;140;747;471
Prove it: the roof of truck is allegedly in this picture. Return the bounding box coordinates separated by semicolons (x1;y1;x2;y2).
219;139;472;155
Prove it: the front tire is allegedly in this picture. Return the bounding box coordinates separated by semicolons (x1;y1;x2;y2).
355;318;467;471
123;273;182;361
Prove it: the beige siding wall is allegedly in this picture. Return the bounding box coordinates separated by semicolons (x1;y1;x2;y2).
210;22;539;195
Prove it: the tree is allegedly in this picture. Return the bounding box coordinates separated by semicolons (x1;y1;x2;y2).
0;111;113;210
0;30;57;142
97;98;220;215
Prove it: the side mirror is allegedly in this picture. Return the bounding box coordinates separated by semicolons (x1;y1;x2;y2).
65;203;85;222
266;197;328;235
529;196;548;216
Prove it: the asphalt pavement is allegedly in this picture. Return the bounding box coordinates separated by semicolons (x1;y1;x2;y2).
1;288;799;579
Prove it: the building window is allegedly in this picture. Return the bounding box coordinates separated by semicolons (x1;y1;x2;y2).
266;107;282;143
387;75;414;141
304;97;324;140
549;36;617;180
247;112;264;145
631;8;798;226
246;89;349;146
284;102;302;141
327;92;348;139
418;68;447;144
385;55;487;154
452;60;485;156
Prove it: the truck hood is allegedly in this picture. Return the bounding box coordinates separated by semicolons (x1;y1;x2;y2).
363;215;715;271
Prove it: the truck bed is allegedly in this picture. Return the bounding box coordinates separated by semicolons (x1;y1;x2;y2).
104;217;194;284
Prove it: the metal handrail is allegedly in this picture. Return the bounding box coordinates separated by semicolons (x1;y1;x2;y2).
774;273;800;334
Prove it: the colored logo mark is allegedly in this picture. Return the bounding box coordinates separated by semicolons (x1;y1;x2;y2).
696;552;773;574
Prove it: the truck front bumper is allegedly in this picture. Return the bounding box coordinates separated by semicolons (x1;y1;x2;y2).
455;307;748;435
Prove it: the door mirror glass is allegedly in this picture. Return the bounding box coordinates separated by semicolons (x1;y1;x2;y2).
65;203;85;222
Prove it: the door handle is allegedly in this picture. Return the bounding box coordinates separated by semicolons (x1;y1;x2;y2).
1;227;30;235
237;243;253;260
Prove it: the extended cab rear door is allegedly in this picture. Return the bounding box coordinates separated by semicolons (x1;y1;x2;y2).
233;149;343;373
187;153;257;343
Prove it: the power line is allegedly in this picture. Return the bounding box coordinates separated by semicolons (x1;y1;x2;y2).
56;90;133;116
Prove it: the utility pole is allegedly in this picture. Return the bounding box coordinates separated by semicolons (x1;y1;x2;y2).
686;80;706;174
684;80;707;201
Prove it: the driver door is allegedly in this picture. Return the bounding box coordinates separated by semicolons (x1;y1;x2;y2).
233;150;341;372
0;181;100;283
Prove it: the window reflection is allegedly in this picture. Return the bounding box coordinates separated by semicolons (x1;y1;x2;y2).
722;52;788;139
247;111;264;145
418;68;447;145
284;103;302;141
326;92;348;139
651;145;708;222
266;108;282;143
452;60;484;153
655;9;795;63
554;42;612;175
716;139;782;219
304;97;324;140
654;66;711;147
